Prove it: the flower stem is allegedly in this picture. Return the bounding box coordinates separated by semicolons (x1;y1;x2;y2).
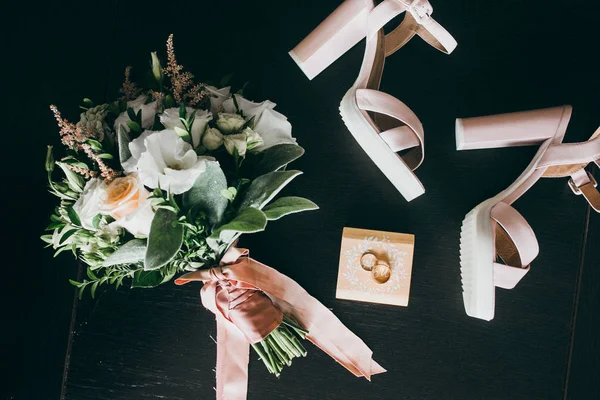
250;318;309;377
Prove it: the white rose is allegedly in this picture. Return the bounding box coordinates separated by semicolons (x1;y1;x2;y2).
116;201;154;237
103;174;155;237
159;107;212;148
203;127;224;150
114;95;158;133
73;178;107;231
206;85;231;112
224;133;248;156
216;113;246;134
222;94;296;151
122;129;210;194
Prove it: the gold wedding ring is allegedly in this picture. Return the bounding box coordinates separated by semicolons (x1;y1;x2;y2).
372;261;391;284
360;252;378;271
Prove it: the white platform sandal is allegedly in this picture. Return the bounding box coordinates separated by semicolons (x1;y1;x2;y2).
289;0;457;201
456;106;600;321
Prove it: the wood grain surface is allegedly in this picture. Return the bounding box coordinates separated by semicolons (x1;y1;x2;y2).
4;1;598;399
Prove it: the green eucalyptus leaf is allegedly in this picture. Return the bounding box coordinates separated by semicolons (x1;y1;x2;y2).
86;138;103;151
262;196;319;221
126;120;142;134
207;207;267;250
86;267;98;280
66;206;81;226
246;144;304;177
182;161;228;227
68;279;81;287
90;281;99;298
238;170;302;211
57;162;84;192
104;239;147;267
97;153;114;160
59;229;77;245
144;209;183;270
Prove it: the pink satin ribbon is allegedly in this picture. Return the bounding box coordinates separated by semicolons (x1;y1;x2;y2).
175;246;386;400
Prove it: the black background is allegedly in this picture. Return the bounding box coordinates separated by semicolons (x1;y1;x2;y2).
3;0;599;399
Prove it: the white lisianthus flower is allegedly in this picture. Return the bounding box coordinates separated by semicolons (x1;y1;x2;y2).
221;94;296;151
203;127;224;150
216;113;246;134
122;129;210;194
114;95;158;133
205;85;231;112
73;178;108;231
160;107;212;148
224;133;248;157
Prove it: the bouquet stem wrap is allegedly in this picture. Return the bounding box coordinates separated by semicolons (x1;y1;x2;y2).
175;246;385;400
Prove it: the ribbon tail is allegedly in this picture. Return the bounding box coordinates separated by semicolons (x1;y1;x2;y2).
215;314;249;400
306;320;386;380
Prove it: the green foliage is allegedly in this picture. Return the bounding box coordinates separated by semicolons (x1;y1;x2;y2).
131;269;175;288
244;144;305;177
145;209;184;270
207;207;267;251
117;125;132;163
104;239;146;267
238;170;303;211
44;41;319;301
182;161;228;227
262;197;319;221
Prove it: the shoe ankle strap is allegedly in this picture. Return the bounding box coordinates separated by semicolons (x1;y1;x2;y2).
540;128;600;212
569;169;600;212
367;0;457;56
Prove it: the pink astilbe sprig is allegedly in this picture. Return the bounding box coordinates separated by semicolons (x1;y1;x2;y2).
164;34;194;103
64;163;98;179
119;66;142;101
185;83;209;107
49;105;119;182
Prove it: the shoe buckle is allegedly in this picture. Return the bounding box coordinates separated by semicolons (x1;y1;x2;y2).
401;0;433;23
568;171;598;195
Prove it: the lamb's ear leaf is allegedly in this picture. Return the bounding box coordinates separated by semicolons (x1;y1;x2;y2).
144;209;183;270
238;170;302;211
262;196;319;221
104;239;146;267
245;144;304;177
182;161;228;227
206;207;267;251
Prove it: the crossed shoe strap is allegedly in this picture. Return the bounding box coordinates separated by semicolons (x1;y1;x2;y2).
540;127;600;212
356;88;425;170
368;0;457;56
491;202;539;290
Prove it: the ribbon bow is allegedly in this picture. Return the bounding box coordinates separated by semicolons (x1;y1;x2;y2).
175;246;385;400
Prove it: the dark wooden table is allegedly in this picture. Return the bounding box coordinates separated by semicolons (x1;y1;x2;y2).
5;1;598;399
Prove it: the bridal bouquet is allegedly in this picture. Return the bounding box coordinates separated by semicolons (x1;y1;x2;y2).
43;35;383;398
